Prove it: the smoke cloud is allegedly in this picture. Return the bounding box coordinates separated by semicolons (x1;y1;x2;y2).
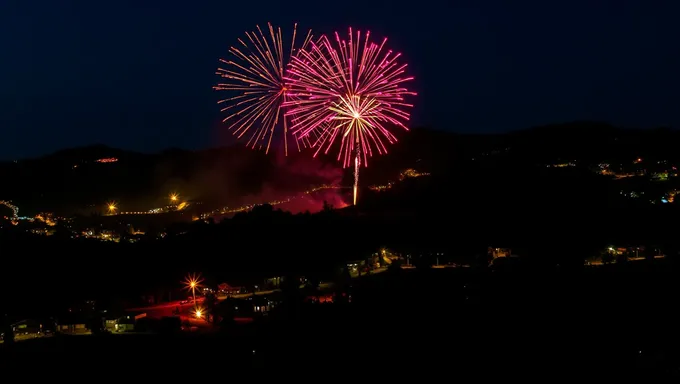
234;148;349;213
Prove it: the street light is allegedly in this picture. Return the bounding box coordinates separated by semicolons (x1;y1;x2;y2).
190;280;197;303
107;202;117;215
170;193;178;203
183;273;203;312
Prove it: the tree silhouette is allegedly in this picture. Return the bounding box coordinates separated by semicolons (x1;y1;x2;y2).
203;292;217;323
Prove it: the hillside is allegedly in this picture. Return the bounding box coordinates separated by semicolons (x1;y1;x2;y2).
1;122;680;216
0;144;345;215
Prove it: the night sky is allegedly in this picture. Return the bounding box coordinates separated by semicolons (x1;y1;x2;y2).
1;0;678;159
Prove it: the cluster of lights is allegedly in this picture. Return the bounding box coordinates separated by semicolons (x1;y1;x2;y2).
95;158;118;163
79;229;119;241
615;171;645;179
108;194;189;216
0;200;19;222
399;168;430;180
619;190;644;199
369;168;430;192
369;183;393;192
118;210;156;215
660;189;679;204
200;184;347;218
595;160;678;181
596;163;645;179
651;171;671;181
596;163;612;176
34;213;57;226
621;188;680;204
548;162;576;168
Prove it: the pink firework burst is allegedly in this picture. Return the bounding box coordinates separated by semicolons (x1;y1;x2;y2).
284;28;416;168
214;23;313;155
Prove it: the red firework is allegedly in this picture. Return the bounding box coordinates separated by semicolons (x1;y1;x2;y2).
284;28;416;168
214;23;313;155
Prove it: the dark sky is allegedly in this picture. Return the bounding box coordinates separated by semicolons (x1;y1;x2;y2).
1;0;678;159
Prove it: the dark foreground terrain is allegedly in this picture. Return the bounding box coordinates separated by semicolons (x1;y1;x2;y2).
3;265;679;379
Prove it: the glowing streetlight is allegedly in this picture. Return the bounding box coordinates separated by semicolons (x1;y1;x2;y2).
107;202;117;215
170;193;178;203
195;309;202;319
189;279;197;305
183;273;203;312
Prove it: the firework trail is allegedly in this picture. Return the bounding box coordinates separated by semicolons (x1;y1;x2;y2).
353;146;360;205
284;28;416;204
214;23;314;155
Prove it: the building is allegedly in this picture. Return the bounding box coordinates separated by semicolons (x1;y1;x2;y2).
104;318;117;332
11;319;45;340
103;312;146;332
489;247;512;259
252;295;277;313
264;276;283;289
217;282;245;295
114;316;136;332
488;247;520;267
56;316;89;334
305;294;334;304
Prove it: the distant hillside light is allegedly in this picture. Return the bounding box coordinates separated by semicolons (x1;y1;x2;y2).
107;202;117;215
95;158;118;163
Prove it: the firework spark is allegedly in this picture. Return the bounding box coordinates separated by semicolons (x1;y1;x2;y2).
284;28;416;167
214;23;313;155
284;28;416;204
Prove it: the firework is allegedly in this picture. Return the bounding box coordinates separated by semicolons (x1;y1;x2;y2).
285;28;416;204
214;23;313;155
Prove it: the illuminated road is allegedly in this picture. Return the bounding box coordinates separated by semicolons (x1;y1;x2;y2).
127;271;387;319
127;290;278;319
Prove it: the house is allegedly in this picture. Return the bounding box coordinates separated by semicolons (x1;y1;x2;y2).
264;276;283;289
305;294;334;304
217;283;245;295
488;247;520;267
106;312;146;332
11;319;44;340
488;247;512;259
217;297;255;319
104;318;117;332
252;295;277;313
115;315;136;332
56;314;89;334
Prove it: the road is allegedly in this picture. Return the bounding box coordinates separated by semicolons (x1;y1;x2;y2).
127;290;279;320
127;269;388;319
